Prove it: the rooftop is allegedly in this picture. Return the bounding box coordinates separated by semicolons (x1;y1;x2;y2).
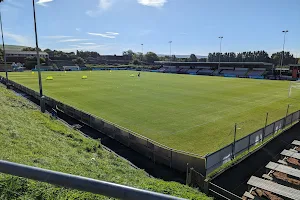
154;61;273;66
5;50;48;55
289;64;300;67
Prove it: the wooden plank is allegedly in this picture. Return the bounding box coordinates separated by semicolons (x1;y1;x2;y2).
266;162;300;179
292;140;300;146
247;176;300;200
281;149;300;160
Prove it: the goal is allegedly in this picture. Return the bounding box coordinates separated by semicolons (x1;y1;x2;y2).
288;81;300;98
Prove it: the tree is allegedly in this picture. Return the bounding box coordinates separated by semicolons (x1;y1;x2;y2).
72;57;85;65
271;51;296;66
22;47;41;51
171;55;177;61
189;54;197;62
198;58;207;62
24;56;46;69
75;50;99;59
144;52;159;64
44;48;52;53
123;50;134;57
208;50;272;63
132;59;140;65
133;52;143;61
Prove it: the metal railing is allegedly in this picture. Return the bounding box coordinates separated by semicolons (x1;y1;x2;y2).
205;110;300;175
208;182;242;200
0;160;185;200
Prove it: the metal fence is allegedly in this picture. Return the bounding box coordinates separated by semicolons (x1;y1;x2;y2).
3;78;206;176
205;110;300;174
0;160;185;200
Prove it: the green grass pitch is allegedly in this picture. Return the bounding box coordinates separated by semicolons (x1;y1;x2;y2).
2;71;300;156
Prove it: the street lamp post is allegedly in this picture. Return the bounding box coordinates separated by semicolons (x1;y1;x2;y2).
141;43;143;62
218;36;223;71
32;0;45;113
0;11;8;88
169;41;172;63
280;30;288;76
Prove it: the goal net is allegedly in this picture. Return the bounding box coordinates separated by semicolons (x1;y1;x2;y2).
288;81;300;98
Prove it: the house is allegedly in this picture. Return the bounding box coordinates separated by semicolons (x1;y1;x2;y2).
5;50;49;63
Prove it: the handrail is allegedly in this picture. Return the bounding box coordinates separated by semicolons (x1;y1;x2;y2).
0;160;185;200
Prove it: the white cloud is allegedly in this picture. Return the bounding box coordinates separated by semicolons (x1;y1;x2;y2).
41;35;73;39
137;0;167;8
80;43;97;45
98;0;113;10
87;32;119;39
4;32;33;46
36;0;53;7
58;39;90;43
105;32;119;35
76;28;81;32
86;0;113;17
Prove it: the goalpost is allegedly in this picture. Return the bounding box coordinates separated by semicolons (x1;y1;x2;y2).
288;81;300;98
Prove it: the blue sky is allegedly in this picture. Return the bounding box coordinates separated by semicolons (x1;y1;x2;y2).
1;0;299;56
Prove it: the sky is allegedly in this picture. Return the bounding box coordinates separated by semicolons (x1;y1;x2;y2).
0;0;299;56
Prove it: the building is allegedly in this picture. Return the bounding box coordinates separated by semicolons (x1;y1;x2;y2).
5;50;49;63
154;61;274;79
289;64;300;79
63;66;80;71
154;61;273;69
86;55;132;65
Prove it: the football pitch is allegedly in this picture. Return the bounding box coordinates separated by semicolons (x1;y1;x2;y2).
2;71;300;156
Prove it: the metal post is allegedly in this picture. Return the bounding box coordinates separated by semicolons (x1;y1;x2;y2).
284;104;290;128
280;30;288;77
247;134;251;152
32;0;45;113
186;163;189;185
169;41;172;63
285;104;290;118
170;149;173;168
0;11;9;89
141;43;143;63
232;123;237;159
218;36;223;71
262;112;268;142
